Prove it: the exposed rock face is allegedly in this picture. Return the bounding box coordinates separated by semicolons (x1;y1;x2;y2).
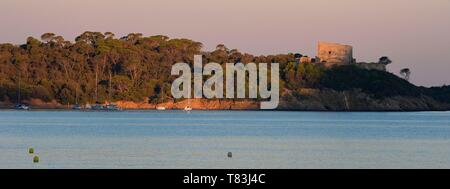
116;99;259;110
278;88;450;111
115;101;155;109
2;89;449;111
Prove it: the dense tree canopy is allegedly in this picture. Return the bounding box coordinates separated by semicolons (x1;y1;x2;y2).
0;32;299;104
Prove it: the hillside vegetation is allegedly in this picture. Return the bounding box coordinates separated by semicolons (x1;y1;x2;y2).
0;32;448;109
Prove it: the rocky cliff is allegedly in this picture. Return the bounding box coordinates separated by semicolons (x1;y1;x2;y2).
278;88;450;111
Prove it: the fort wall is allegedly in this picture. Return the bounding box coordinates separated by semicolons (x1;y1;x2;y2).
317;42;353;65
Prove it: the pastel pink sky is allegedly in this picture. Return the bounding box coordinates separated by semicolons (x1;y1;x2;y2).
1;0;449;86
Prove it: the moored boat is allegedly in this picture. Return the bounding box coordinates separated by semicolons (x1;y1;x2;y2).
184;105;192;112
89;103;122;111
14;104;30;110
184;98;192;112
72;104;82;110
105;104;122;111
90;104;105;111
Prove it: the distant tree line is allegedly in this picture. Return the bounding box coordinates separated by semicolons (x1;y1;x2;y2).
0;32;303;104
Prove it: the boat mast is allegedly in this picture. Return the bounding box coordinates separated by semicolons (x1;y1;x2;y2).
95;63;98;103
188;83;191;107
17;72;21;104
109;71;112;103
75;87;78;105
161;84;165;102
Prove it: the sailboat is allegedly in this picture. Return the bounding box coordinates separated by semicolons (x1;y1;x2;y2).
184;86;193;112
156;86;166;110
90;63;102;110
91;60;122;111
72;104;82;110
15;73;30;110
184;105;192;112
156;106;166;111
104;72;122;111
89;70;122;111
184;98;192;112
72;87;82;110
104;103;122;111
15;103;30;110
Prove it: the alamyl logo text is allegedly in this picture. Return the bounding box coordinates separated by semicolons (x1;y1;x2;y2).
171;55;280;109
183;173;218;186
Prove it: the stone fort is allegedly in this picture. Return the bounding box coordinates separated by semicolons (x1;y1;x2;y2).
317;42;354;65
297;42;386;71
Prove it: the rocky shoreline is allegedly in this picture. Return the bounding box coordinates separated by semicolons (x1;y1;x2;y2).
278;89;450;111
1;88;449;111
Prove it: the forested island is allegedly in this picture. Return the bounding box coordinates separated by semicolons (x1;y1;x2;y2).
0;32;449;111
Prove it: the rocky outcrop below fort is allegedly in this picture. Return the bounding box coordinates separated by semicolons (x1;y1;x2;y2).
278;88;450;111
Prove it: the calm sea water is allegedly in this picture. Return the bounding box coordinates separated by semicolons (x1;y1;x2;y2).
1;110;450;169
